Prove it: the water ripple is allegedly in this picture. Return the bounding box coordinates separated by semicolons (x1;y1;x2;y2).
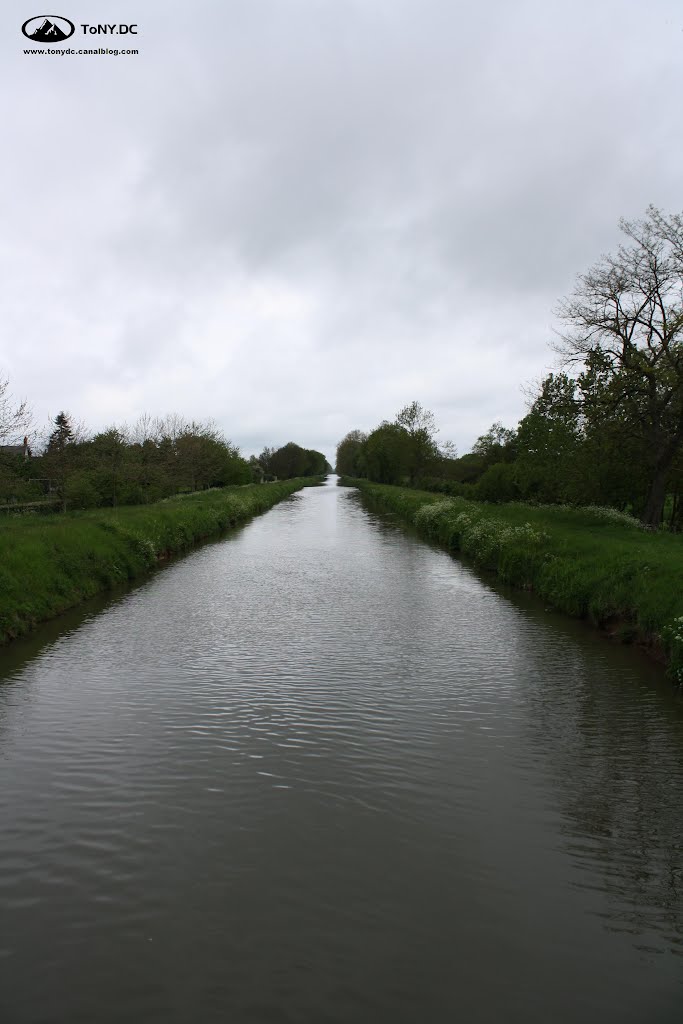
1;479;682;1023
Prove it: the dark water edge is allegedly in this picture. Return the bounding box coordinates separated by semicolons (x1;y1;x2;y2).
1;479;682;1023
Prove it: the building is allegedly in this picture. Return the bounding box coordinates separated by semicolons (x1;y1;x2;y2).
0;436;31;460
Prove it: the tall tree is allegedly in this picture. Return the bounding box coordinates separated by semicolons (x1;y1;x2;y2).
472;422;516;463
364;422;412;484
515;374;581;502
556;205;683;526
43;412;78;510
394;401;440;484
89;427;128;506
335;430;367;477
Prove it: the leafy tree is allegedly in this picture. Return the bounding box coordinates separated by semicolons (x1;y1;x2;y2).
257;446;277;478
89;427;128;506
364;422;412;484
43;412;79;510
475;462;519;503
395;400;437;438
303;448;328;476
394;401;440;484
268;442;327;479
248;455;265;482
335;430;367;476
515;374;581;502
472;421;517;467
63;472;102;509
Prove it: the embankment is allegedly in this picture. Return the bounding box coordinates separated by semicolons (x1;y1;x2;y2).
0;480;313;645
341;478;683;682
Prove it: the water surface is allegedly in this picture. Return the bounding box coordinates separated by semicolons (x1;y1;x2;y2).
1;478;682;1023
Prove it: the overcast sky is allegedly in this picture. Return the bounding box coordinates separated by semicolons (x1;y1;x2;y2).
2;0;682;462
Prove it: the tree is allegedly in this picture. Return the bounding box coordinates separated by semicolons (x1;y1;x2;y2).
476;462;519;503
335;430;367;477
556;206;683;527
89;427;128;506
472;422;517;466
268;442;327;479
258;446;277;478
395;400;437;439
0;374;32;443
364;422;412;484
515;374;581;502
43;412;78;510
394;401;440;484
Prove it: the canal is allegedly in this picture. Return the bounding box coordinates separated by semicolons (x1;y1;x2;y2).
1;477;682;1022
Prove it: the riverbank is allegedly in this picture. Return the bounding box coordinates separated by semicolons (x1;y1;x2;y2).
341;478;683;682
0;480;315;645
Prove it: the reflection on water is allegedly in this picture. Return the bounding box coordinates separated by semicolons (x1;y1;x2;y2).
0;477;682;1023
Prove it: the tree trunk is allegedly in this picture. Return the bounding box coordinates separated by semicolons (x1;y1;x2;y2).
641;464;668;528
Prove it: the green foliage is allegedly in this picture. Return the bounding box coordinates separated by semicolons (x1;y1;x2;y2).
471;421;517;466
475;462;520;503
63;473;102;510
364;422;412;483
267;442;327;479
9;413;256;513
514;374;579;502
335;430;367;477
337;401;446;487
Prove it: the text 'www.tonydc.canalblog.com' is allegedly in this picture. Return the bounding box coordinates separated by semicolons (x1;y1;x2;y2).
24;47;139;56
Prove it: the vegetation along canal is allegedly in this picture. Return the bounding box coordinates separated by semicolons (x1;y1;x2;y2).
1;477;682;1023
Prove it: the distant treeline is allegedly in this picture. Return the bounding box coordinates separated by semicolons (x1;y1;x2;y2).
256;442;330;482
337;387;682;532
0;394;328;511
337;207;683;531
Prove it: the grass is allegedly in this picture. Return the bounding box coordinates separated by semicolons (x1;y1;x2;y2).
0;480;314;645
341;478;683;682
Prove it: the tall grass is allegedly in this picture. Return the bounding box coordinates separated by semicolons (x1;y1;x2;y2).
342;479;683;682
0;480;311;645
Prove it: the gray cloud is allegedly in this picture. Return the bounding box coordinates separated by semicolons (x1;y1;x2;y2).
2;0;682;462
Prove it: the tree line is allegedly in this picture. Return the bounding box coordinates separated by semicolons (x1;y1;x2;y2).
337;207;683;530
0;396;328;511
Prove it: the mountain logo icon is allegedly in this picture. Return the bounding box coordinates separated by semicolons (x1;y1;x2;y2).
21;15;75;42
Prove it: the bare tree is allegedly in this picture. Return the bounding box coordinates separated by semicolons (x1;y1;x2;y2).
131;412;160;446
0;375;32;444
555;205;683;527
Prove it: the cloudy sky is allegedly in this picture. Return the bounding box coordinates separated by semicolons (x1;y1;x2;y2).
2;0;682;462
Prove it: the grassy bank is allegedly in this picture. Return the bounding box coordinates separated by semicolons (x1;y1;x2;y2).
0;480;314;645
341;478;683;682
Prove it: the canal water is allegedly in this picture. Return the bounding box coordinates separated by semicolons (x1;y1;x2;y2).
1;477;682;1023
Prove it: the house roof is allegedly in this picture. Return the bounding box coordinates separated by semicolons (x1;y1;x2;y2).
0;444;29;456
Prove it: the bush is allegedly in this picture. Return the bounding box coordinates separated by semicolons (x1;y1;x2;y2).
474;462;520;503
64;473;102;509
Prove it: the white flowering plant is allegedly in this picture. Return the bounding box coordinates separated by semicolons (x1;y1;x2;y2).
662;615;683;684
